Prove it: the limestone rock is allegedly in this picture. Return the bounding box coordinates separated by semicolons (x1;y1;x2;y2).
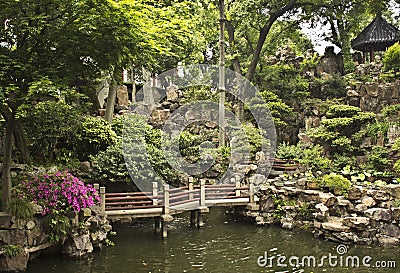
116;85;129;107
315;203;329;214
348;186;363;200
318;192;337;207
365;83;379;97
382;223;400;238
322;221;350;232
0;250;29;272
361;197;376;208
342;217;369;229
166;85;179;102
383;184;400;199
25;221;36;230
364;208;392;222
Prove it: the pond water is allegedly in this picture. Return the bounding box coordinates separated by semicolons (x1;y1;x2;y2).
25;208;399;273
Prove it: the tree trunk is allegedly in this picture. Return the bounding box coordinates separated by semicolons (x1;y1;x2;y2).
245;26;269;82
2;113;15;211
13;119;30;164
131;64;136;103
218;0;226;147
245;0;297;82
105;78;117;122
226;20;244;121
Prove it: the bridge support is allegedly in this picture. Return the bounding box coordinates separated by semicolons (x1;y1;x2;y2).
154;217;161;235
160;184;173;238
100;186;106;212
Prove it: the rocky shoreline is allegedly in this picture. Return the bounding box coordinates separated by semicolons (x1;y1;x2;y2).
236;172;400;246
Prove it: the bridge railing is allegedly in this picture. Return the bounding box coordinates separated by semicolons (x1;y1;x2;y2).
96;178;253;213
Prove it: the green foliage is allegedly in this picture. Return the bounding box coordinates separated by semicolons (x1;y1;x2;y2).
310;74;348;99
6;199;34;221
180;86;218;104
75;116;117;161
382;104;400;122
91;114;181;186
332;154;357;172
354;121;390;143
367;146;391;171
297;144;331;174
21;100;81;162
90;139;131;184
326;104;361;118
307;103;376;155
319;173;351;195
1;245;23;258
248;90;294;128
231;123;269;158
257;64;310;107
296;202;314;221
276;142;301;160
383;42;400;75
42;211;71;243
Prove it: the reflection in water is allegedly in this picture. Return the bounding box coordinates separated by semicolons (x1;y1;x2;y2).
26;208;399;273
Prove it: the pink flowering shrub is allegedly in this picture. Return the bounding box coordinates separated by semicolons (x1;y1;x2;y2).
16;171;100;215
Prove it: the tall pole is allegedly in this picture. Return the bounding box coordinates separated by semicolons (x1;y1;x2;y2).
219;0;226;147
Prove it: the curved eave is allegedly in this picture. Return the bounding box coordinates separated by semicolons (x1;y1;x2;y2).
352;40;399;52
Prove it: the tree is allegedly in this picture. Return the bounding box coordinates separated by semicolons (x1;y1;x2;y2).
0;0;134;209
304;0;393;72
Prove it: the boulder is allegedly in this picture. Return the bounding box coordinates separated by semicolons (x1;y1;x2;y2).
361;197;376;208
364;208;392;222
322;221;350;232
318;192;337;207
0;250;29;272
348;186;363;200
342;217;369;229
365;83;379;97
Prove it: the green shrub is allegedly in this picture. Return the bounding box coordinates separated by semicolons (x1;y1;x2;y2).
276;142;301;160
326;105;361;118
42;211;71;242
6;199;34;221
1;245;23;257
74;116;117;161
319;173;351;195
21;100;81;162
367;146;391;172
383;42;400;75
297;144;331;174
91;114;181;186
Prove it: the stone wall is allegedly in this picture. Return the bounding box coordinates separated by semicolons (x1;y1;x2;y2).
0;205;112;272
238;173;400;246
346;80;400;113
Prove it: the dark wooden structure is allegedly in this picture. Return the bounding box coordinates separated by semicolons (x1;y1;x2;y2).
351;15;400;62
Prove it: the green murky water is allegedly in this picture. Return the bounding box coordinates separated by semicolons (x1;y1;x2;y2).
25;208;399;273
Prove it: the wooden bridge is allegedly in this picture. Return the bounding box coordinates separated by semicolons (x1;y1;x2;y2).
94;178;258;238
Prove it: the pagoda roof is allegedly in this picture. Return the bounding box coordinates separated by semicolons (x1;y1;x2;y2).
351;15;400;52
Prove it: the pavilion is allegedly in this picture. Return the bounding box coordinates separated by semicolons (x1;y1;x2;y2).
351;14;400;62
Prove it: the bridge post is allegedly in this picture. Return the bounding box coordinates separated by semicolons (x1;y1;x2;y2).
233;176;240;197
161;184;172;238
249;182;254;204
196;179;209;228
188;177;194;201
100;186;106;212
152;182;158;205
154;217;161;235
163;184;170;215
246;182;259;211
200;179;206;207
